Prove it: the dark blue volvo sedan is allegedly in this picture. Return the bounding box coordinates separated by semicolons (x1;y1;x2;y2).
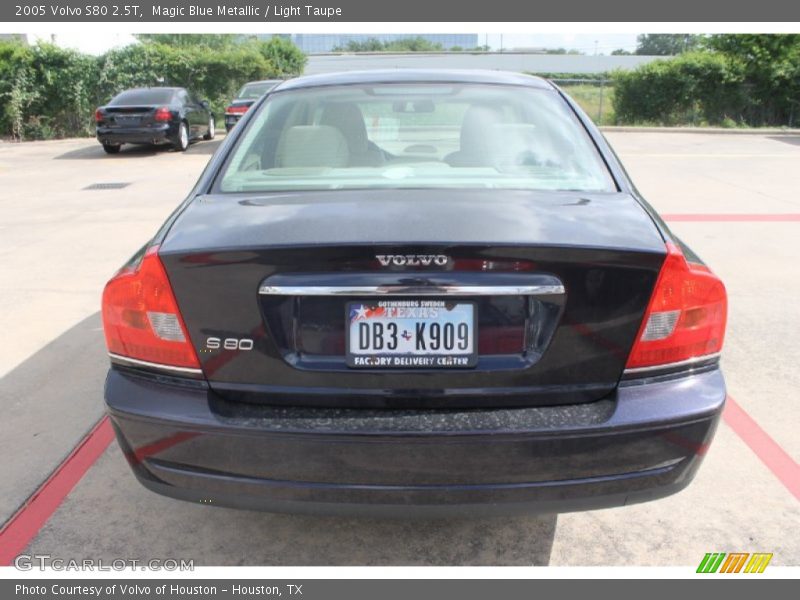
101;70;727;516
95;87;215;154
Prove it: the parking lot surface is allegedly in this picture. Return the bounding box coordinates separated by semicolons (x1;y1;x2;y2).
0;132;798;566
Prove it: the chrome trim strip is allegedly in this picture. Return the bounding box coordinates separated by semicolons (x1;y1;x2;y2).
108;353;204;375
623;352;721;375
258;284;565;296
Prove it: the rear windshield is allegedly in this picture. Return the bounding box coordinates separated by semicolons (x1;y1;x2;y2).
109;89;175;105
218;83;616;193
237;81;280;100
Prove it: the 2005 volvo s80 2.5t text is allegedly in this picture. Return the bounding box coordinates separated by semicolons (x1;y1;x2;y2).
102;70;727;516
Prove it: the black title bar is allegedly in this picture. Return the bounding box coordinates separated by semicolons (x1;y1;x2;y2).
3;579;795;599
3;0;800;22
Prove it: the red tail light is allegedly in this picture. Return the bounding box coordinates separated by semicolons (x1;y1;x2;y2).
102;246;200;369
154;106;172;122
94;108;104;123
625;242;727;370
226;105;249;115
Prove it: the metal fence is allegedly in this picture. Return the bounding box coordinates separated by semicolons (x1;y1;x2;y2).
553;78;800;128
550;78;614;125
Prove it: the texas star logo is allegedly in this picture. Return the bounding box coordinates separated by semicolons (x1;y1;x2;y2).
350;305;385;321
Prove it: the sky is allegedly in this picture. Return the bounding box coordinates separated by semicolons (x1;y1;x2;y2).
30;33;641;55
485;33;638;53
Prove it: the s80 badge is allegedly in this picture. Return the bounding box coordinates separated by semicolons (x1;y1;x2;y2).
206;337;254;351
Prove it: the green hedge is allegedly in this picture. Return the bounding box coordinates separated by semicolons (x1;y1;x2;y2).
611;51;790;126
0;38;306;140
0;42;100;139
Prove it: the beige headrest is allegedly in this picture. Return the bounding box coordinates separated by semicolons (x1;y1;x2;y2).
275;125;350;168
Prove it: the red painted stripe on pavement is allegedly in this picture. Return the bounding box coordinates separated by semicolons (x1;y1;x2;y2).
132;431;200;463
0;416;114;566
663;213;800;222
660;430;710;457
724;396;800;501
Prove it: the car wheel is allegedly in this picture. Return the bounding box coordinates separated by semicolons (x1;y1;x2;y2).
174;122;189;152
203;116;216;140
102;143;121;154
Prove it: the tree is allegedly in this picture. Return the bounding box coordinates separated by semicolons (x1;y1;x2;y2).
611;48;633;55
332;37;444;52
135;34;239;50
540;48;582;55
636;34;701;56
705;34;800;123
0;40;36;139
332;38;386;52
384;37;443;52
253;36;306;75
706;34;800;66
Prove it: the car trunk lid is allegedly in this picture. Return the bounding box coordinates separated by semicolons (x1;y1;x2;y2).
159;189;666;408
103;105;160;128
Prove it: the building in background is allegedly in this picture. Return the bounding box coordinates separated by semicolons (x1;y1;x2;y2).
0;34;29;44
262;34;480;54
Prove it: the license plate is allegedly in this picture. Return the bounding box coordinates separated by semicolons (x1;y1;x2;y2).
114;116;139;125
346;300;477;368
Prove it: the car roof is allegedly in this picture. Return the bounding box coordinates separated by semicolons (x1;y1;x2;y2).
243;80;283;86
274;69;553;92
119;87;183;92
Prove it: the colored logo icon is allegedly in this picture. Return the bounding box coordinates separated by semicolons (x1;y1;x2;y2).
697;552;773;573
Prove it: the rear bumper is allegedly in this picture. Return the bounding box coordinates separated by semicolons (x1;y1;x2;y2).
97;124;174;145
224;114;242;131
105;368;725;516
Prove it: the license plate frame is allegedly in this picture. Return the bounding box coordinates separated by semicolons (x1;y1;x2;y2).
345;299;478;369
113;115;141;126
